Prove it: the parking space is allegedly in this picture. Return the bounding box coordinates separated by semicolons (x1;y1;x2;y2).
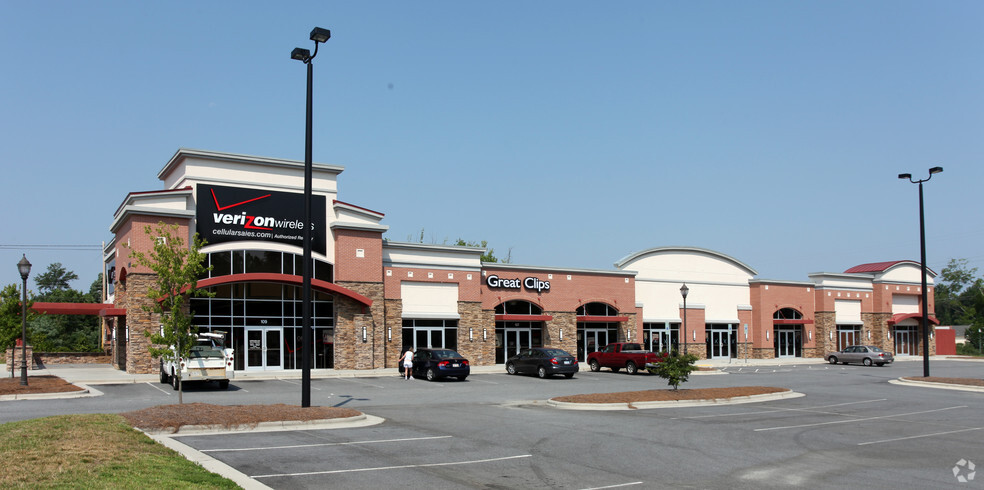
176;425;644;489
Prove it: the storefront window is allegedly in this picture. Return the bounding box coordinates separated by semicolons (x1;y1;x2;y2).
402;319;458;351
202;249;333;283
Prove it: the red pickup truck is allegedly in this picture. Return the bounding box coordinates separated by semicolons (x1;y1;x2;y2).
587;343;660;375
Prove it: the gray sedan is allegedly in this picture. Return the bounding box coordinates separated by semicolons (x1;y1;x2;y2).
826;345;894;366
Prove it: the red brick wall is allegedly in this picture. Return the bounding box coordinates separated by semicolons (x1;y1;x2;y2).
334;229;383;282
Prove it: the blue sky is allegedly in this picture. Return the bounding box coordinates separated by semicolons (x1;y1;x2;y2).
2;1;982;292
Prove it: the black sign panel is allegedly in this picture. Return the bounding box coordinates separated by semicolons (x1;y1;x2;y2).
196;184;327;254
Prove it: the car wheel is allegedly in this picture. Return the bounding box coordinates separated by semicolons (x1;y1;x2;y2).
506;362;517;375
589;360;600;372
625;361;638;375
426;368;437;381
537;366;548;379
160;364;169;384
564;373;574;379
218;379;230;389
828;356;838;364
863;358;873;367
171;370;179;391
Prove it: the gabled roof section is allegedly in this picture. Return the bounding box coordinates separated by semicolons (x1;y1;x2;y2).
845;260;918;274
845;260;937;278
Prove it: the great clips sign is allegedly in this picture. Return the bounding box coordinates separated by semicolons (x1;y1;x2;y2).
486;274;550;293
196;184;327;253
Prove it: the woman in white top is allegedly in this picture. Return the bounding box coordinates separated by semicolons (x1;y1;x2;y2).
399;349;414;380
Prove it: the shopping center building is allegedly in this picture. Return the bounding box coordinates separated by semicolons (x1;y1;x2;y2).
103;149;939;374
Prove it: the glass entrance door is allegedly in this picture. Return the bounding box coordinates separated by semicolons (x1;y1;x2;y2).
708;329;733;359
578;328;609;362
895;326;917;356
246;328;282;370
774;326;802;358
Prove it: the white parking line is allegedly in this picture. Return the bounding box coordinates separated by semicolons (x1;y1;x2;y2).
677;398;887;420
251;454;532;478
279;379;321;390
755;405;968;431
202;435;453;453
858;427;984;446
145;382;172;395
581;482;645;489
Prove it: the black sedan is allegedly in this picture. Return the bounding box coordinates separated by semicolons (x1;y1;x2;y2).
410;348;470;381
506;347;578;378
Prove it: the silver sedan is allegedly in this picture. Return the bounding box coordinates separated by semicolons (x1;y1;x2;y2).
826;345;894;367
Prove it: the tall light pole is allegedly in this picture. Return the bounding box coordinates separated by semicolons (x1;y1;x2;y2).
292;26;331;408
899;166;942;377
17;255;31;386
680;283;689;355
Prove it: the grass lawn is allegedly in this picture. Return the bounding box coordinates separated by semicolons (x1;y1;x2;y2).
0;414;238;489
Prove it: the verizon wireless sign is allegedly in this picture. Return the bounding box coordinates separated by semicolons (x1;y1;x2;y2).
196;184;327;253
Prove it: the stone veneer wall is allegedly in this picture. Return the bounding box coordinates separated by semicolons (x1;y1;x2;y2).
335;281;385;370
383;298;403;368
456;302;495;366
122;273;161;374
545;312;577;355
5;346;34;371
815;312;836;355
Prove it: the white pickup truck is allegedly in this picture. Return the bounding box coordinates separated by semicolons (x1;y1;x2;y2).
159;331;234;390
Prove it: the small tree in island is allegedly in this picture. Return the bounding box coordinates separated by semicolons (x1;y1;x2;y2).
127;222;210;404
646;351;699;390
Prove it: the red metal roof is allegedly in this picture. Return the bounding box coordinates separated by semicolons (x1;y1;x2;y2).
844;260;919;274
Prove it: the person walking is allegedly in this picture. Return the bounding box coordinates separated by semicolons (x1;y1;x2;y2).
399;348;414;380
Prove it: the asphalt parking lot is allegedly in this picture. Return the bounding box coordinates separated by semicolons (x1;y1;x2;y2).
157;361;984;489
3;360;983;488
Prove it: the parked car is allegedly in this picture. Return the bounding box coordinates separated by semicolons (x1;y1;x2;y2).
826;345;894;367
506;348;579;379
586;342;660;375
408;348;470;381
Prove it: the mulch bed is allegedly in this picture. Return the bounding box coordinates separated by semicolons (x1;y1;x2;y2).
901;377;984;387
553;386;787;404
0;375;85;395
120;403;362;432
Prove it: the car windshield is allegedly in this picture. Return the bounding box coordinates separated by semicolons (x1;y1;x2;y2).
541;349;571;357
431;350;463;359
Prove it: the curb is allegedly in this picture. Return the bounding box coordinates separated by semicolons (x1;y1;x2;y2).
140;413;385;436
0;383;103;401
546;389;804;410
889;378;984;393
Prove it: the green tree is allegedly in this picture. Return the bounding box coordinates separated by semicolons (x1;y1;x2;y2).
34;263;78;294
454;239;511;263
646;352;699;390
127;222;210;404
934;258;980;326
0;284;33;352
87;273;104;303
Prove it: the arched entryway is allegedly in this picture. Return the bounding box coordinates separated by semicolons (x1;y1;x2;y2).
576;302;621;362
494;300;549;363
773;307;804;358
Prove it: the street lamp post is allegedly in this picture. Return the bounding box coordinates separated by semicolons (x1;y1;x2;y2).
899;166;943;378
680;283;689;355
17;255;31;386
292;26;331;408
